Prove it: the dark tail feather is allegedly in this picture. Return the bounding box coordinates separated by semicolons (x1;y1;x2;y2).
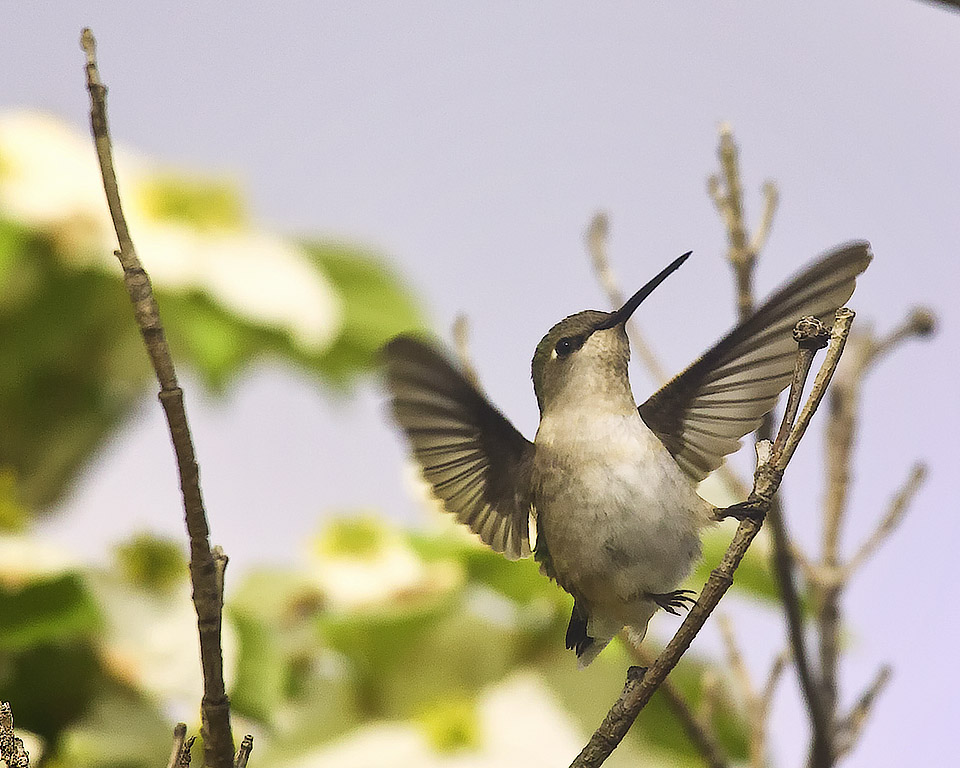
566;601;594;657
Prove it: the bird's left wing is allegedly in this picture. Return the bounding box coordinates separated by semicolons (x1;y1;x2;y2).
639;241;872;481
383;335;535;559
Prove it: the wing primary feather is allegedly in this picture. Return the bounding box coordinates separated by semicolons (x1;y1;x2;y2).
383;335;536;558
638;241;871;481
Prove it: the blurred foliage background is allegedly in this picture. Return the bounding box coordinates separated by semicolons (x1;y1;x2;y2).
0;111;797;768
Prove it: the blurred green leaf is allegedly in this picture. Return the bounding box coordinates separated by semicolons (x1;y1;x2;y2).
691;526;811;612
56;678;171;768
315;516;390;559
229;568;362;748
0;641;101;743
0;207;425;511
136;174;246;229
416;696;480;753
113;534;186;593
303;242;426;383
0;573;101;650
0;469;28;531
0;219;150;511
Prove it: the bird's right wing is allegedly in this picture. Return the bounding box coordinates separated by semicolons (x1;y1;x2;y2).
383;335;535;559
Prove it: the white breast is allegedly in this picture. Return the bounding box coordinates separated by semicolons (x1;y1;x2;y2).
533;407;710;607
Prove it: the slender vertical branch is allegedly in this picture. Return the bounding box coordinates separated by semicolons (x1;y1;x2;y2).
815;308;935;761
586;212;670;384
80;28;235;768
709;125;831;764
833;666;892;761
166;723;189;768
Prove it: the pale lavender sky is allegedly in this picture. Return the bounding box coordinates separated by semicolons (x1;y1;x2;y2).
7;2;960;765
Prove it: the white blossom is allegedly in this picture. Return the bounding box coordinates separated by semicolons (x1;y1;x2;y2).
0;110;342;352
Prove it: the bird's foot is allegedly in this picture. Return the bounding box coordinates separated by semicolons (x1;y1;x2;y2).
649;588;697;616
713;498;766;523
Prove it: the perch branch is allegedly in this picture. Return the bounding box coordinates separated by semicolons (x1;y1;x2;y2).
625;642;730;768
80;28;236;768
569;311;853;768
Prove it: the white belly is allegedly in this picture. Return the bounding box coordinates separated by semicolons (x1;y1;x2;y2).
533;408;710;613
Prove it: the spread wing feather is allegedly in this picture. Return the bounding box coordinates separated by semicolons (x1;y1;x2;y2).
383;335;535;559
640;242;872;480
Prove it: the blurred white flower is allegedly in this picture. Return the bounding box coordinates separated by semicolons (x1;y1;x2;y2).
0;535;75;588
283;673;584;768
307;521;462;612
0;110;342;352
92;578;238;723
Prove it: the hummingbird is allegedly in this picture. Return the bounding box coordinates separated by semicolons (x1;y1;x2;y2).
383;242;871;666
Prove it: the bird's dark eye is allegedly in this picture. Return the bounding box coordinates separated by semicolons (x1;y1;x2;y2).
555;335;583;357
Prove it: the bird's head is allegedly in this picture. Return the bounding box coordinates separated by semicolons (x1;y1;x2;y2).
531;251;690;414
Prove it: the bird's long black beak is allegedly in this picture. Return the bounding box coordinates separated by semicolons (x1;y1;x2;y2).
594;251;692;330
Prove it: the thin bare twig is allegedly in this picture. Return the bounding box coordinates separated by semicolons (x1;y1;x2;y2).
711;126;830;763
166;723;188;768
586;213;670;384
834;665;892;760
816;312;934;758
452;313;482;391
0;702;30;768
760;649;790;715
718;616;769;768
749;182;779;256
80;28;234;768
585;212;751;501
845;464;926;577
833;666;892;761
234;734;255;768
570;312;853;768
625;642;730;768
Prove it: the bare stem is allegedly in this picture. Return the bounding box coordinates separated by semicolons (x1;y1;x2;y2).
80;28;234;768
833;666;892;761
710;124;831;764
845;464;926;577
167;723;188;768
234;734;255;768
624;641;730;768
585;212;670;384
